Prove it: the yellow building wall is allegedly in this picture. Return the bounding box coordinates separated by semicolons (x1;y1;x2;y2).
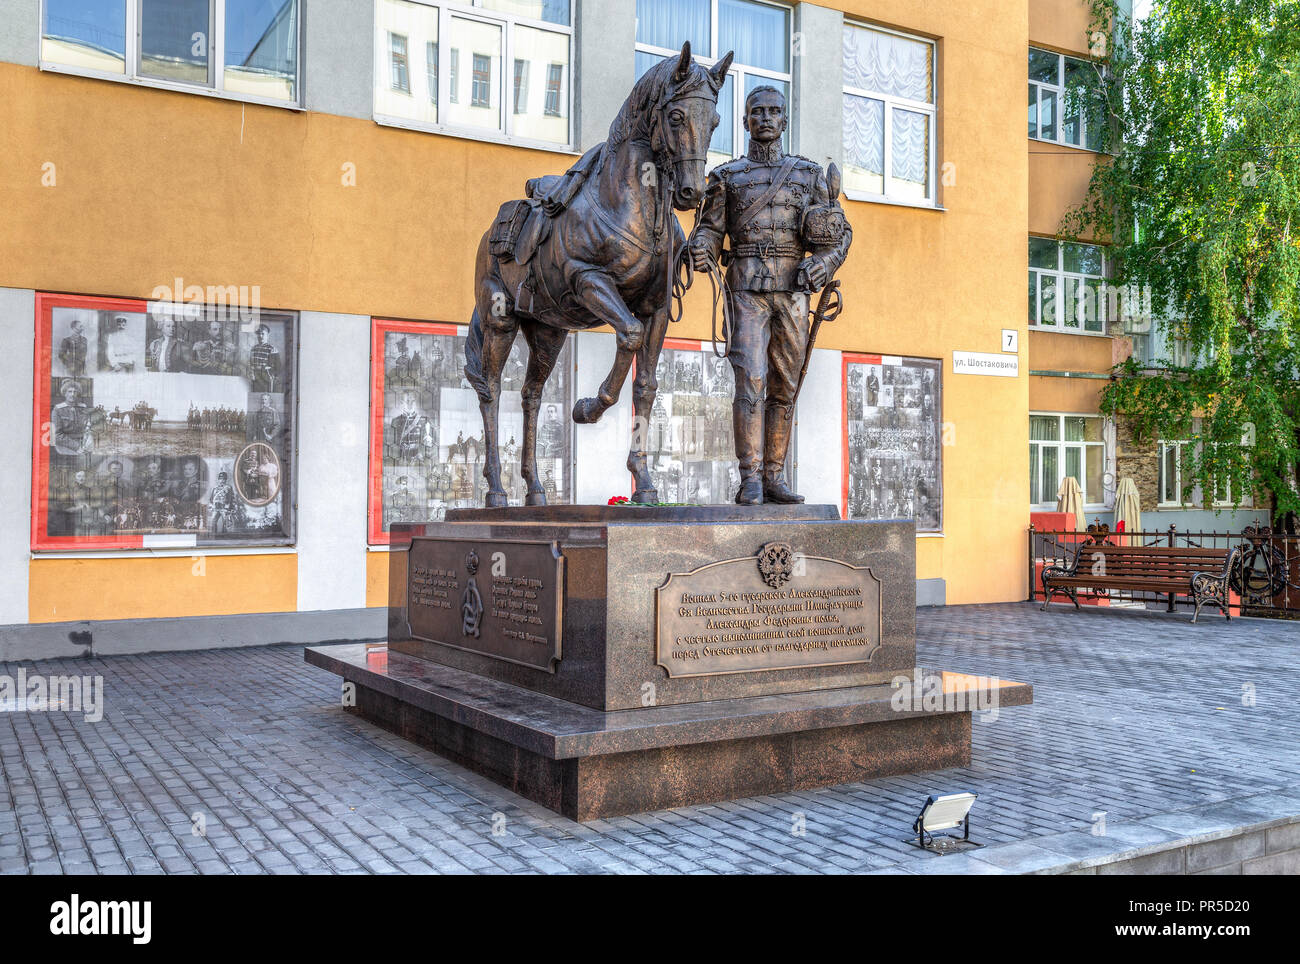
366;552;391;610
1026;0;1112;404
831;0;1031;602
2;0;1032;612
1029;142;1103;241
1029;0;1098;56
28;553;297;623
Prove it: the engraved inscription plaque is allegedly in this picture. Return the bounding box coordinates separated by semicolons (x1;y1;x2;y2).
407;536;564;673
655;543;882;677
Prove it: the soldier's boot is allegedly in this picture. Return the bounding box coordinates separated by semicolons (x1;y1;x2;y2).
762;403;804;504
733;399;764;505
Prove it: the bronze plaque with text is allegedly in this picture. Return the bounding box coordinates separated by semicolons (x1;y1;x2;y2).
407;537;564;673
655;543;882;677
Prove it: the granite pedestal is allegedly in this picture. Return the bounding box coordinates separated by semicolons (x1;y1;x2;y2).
305;505;1032;820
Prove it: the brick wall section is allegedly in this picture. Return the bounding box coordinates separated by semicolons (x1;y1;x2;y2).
1058;818;1300;874
1115;419;1162;508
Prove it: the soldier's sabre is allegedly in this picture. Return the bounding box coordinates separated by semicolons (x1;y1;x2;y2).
793;278;843;400
792;162;847;400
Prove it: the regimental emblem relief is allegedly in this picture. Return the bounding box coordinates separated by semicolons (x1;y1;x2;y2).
756;541;795;588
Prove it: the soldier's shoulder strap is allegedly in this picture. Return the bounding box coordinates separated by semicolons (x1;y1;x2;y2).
732;155;801;232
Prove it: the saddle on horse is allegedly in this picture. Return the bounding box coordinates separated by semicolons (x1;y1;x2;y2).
487;145;602;266
487;145;609;329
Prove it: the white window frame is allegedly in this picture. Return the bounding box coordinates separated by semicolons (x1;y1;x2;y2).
1028;45;1103;152
38;0;303;110
841;21;937;207
1158;436;1252;509
389;32;411;93
1030;412;1111;510
1157;439;1190;508
1029;236;1109;335
634;0;793;165
372;0;575;154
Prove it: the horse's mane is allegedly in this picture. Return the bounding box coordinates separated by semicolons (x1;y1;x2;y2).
606;56;718;149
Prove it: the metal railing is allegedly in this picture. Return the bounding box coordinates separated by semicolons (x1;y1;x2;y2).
1028;523;1300;619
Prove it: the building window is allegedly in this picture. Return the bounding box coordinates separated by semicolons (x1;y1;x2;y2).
512;58;528;113
544;62;562;116
1030;414;1108;508
842;22;936;203
1029;237;1108;333
635;0;792;167
32;292;298;551
1029;46;1105;151
368;319;574;544
1158;439;1190;507
1158;431;1251;508
373;0;572;148
471;52;491;106
390;32;410;92
426;41;438;103
41;0;301;105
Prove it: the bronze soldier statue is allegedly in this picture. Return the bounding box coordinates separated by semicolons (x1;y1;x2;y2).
690;86;851;504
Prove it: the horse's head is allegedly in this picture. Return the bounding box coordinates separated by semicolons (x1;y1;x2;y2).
615;42;732;210
656;42;732;208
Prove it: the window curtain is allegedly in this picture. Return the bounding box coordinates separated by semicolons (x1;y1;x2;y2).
844;95;884;175
719;0;787;72
891;108;928;185
844;25;930;102
636;0;709;52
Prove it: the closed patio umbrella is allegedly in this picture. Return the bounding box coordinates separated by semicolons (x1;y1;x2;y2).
1114;477;1141;546
1056;476;1086;531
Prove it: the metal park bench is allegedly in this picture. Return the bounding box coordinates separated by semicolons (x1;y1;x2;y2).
1040;531;1239;623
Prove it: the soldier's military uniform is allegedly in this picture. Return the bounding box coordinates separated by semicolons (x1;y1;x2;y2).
391;408;432;462
249;331;281;392
191;332;235;374
691;139;851;503
52;389;92;457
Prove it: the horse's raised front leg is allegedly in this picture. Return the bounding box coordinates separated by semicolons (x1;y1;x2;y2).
627;304;671;503
570;269;642;424
519;321;568;506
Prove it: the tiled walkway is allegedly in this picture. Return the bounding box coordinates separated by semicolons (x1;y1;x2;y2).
1;604;1296;873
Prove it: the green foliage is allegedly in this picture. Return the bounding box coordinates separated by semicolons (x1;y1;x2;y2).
1069;0;1300;524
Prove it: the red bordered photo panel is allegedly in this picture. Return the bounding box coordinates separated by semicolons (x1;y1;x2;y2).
368;318;460;546
33;292;149;551
841;351;943;531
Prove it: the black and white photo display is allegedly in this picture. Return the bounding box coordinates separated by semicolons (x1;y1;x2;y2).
645;345;743;504
845;355;942;531
375;324;573;536
41;299;296;546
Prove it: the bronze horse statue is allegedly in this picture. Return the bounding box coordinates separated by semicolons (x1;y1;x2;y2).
465;41;732;506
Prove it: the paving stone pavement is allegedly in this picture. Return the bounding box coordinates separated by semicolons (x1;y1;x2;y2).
1;603;1296;874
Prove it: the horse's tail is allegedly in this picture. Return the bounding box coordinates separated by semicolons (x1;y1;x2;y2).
464;306;492;404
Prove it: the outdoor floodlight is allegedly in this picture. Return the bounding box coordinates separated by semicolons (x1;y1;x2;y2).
911;791;980;852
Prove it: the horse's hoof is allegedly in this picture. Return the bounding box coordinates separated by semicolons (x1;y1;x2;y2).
631;488;659;505
484;491;508;508
572;397;606;424
525;490;547;507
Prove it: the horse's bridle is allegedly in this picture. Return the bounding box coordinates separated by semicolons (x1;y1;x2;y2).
647;89;726;336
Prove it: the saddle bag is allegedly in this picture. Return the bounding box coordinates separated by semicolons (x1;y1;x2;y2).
488;199;533;259
489;198;551;264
